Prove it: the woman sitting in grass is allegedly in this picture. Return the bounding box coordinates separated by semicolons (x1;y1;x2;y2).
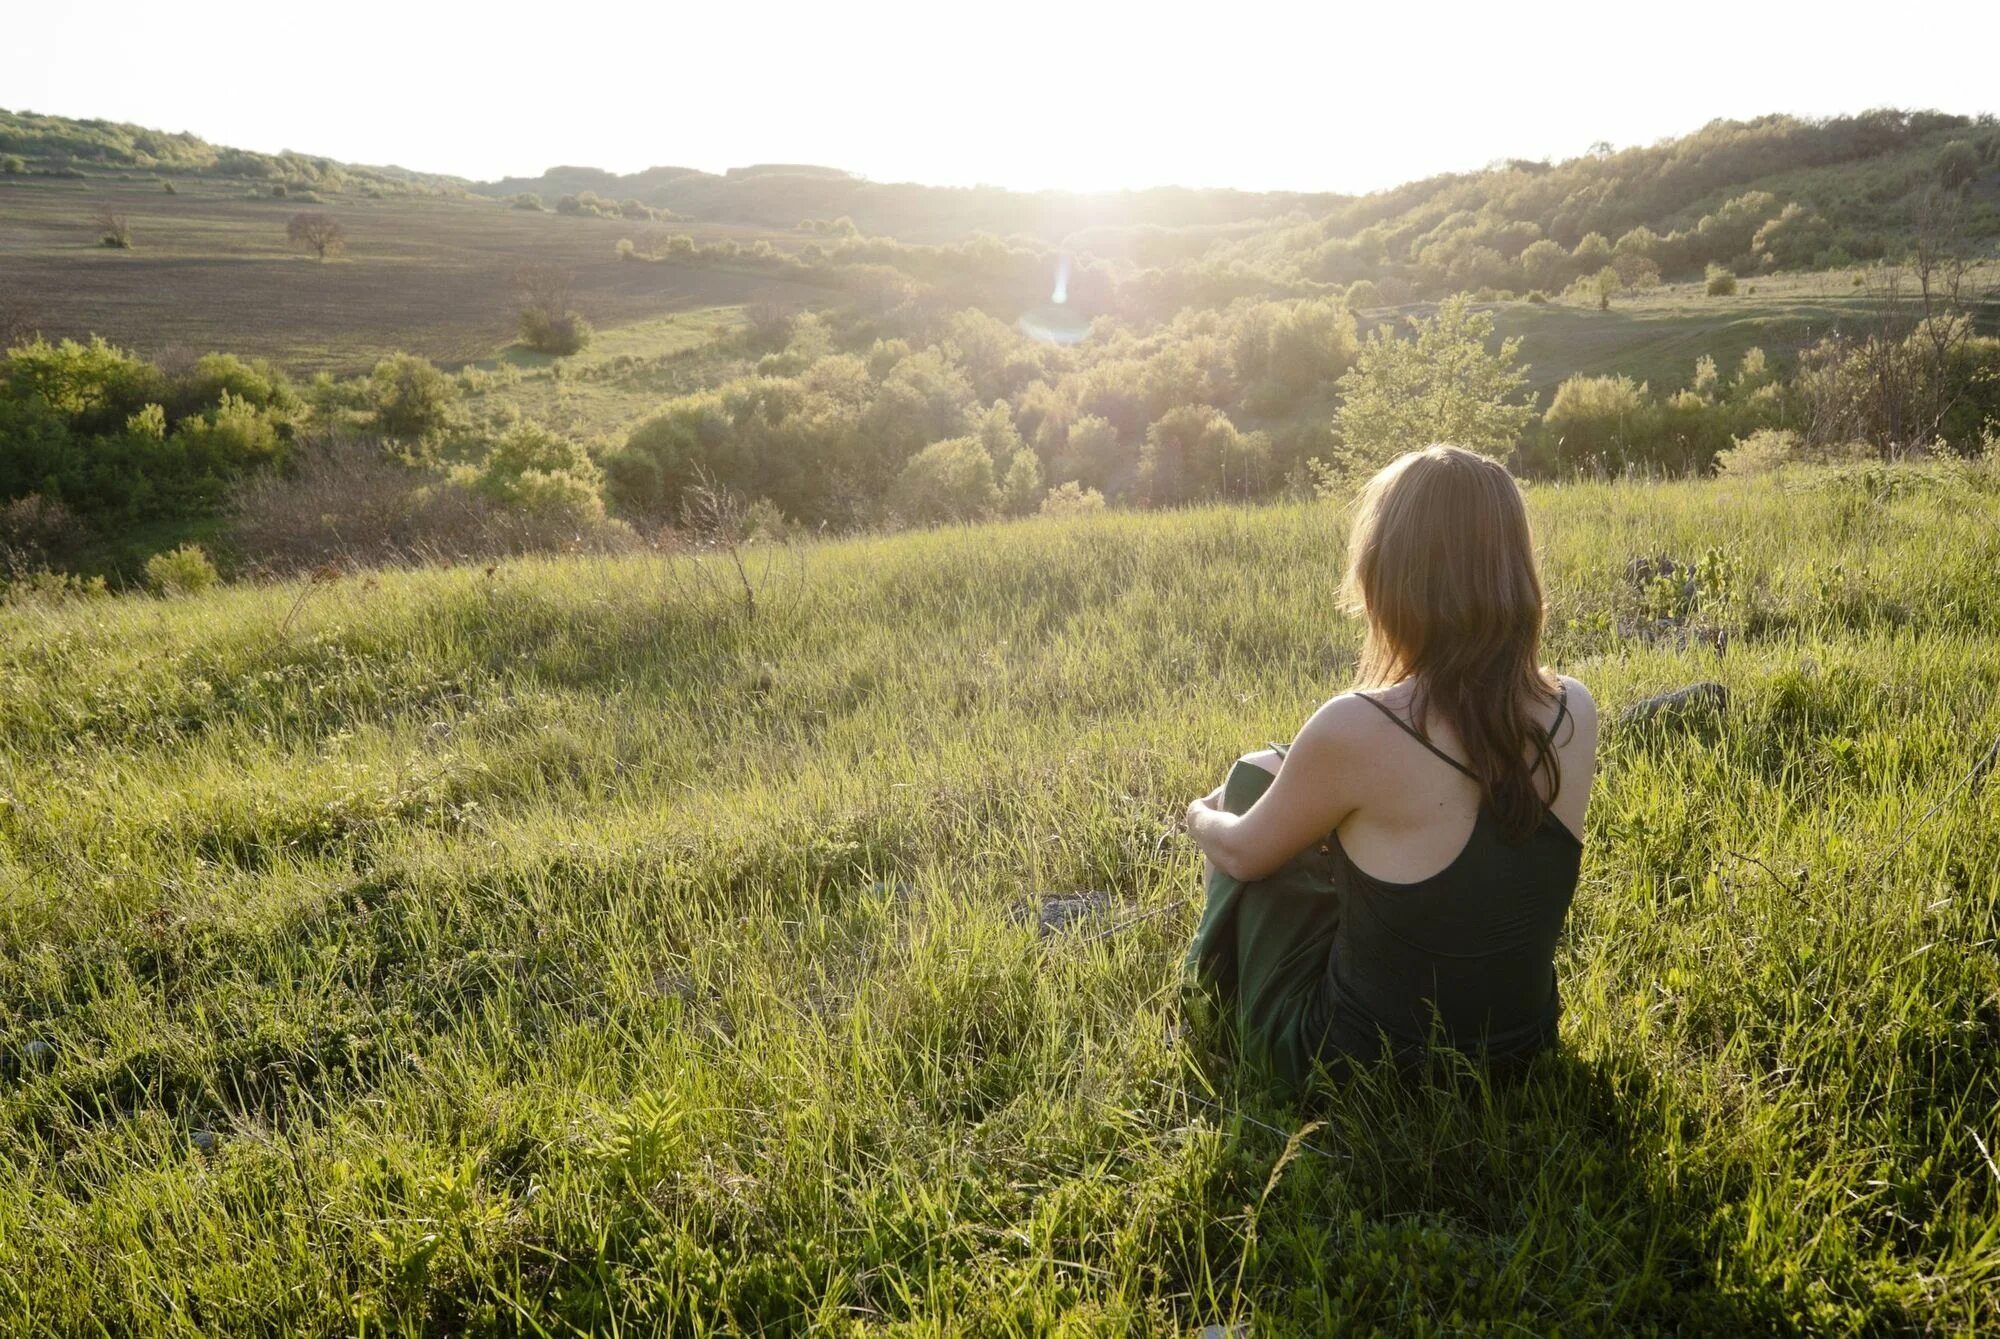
1184;445;1598;1084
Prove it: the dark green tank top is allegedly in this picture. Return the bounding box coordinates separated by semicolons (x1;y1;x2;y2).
1323;691;1582;1063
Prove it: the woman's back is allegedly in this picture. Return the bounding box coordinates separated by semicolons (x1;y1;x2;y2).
1182;445;1600;1084
1322;681;1592;1062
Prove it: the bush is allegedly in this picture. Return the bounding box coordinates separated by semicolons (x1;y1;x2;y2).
94;209;132;248
469;421;605;522
1938;140;1980;189
615;237;638;261
1543;374;1657;468
230;435;630;572
514;262;593;355
368;353;459;439
269;183;287;198
161;179;176;194
556;194;582;215
1714;428;1801;478
518;307;592;356
1706;264;1737;296
511;193;543;211
1038;481;1106;517
0;493;85;570
145;543;218;595
0;155;24;175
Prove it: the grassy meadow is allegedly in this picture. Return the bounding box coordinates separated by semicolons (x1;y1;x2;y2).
3;464;1998;1334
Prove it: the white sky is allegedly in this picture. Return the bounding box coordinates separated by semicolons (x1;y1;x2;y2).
7;1;1997;194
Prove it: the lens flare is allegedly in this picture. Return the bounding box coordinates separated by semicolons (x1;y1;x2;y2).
1017;254;1089;344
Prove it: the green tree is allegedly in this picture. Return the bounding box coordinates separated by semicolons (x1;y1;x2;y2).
890;436;998;524
1054;414;1124;494
999;448;1044;516
1520;239;1566;292
1138;404;1268;504
1333;295;1533;467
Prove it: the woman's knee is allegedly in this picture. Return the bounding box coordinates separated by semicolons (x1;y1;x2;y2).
1237;748;1284;777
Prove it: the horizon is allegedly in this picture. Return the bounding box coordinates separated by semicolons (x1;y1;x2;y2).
8;1;1998;196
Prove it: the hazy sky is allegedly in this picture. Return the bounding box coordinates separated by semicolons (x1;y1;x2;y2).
9;1;1997;194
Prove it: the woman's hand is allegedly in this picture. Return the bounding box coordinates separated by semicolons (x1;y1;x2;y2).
1183;698;1371;883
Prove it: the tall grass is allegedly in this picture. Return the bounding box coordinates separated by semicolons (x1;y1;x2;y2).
2;466;1997;1334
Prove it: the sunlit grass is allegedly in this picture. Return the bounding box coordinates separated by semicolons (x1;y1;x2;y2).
1;466;1997;1333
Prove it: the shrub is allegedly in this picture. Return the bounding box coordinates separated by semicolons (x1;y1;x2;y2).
0;493;86;570
269;183;287;198
518;307;592;356
3;335;166;430
1542;374;1659;470
1038;481;1106;517
469;421;605;521
615;237;638;261
0;155;24;175
514;262;592;355
1706;264;1737;296
161;179;177;194
1715;428;1801;478
174;391;285;471
175;352;300;419
94;209;132;248
230;435;629;572
556;194;582;215
1938;140;1980;189
145;543;219;595
2;568;108;606
511;193;543;211
367;353;459;439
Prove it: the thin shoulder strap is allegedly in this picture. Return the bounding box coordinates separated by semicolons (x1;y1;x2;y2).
1548;686;1570;740
1355;692;1480;782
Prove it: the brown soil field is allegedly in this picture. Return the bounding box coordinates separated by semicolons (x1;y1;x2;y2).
0;176;836;373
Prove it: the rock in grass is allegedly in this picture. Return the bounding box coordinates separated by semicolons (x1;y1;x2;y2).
1022;890;1118;936
1619;682;1729;729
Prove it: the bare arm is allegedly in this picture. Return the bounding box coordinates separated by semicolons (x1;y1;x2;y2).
1185;695;1369;882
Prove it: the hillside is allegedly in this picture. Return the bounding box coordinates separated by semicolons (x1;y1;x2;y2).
0;107;467;197
2;474;1998;1332
475;110;2000;276
4;103;1998;583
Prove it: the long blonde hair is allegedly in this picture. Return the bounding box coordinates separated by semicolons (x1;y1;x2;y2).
1340;445;1560;841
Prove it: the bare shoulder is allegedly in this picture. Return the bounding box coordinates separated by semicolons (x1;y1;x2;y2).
1553;674;1597;718
1297;690;1389;746
1551;674;1599;748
